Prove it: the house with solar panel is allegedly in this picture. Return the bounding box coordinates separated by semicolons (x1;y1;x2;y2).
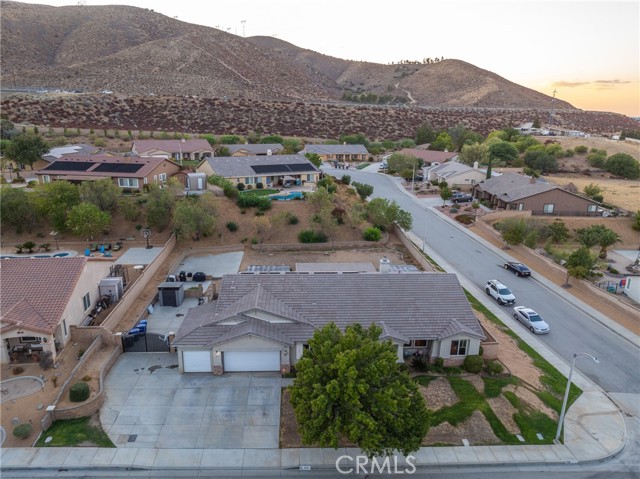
35;155;182;190
197;154;320;189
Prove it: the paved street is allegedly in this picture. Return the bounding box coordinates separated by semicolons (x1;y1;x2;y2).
324;165;640;396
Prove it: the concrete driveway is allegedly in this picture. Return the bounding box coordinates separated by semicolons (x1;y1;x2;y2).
100;353;283;449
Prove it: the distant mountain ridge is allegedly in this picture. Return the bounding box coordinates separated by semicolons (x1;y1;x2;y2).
1;0;574;109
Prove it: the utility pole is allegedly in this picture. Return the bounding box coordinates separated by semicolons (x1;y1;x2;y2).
241;20;246;37
547;89;557;131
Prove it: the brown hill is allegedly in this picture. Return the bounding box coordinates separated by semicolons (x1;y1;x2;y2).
2;0;571;109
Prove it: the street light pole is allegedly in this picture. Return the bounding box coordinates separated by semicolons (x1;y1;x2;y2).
411;163;415;193
554;352;599;443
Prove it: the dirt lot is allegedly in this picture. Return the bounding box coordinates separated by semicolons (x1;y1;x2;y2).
544;175;639;212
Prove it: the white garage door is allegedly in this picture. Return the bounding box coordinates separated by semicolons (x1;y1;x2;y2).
183;350;212;372
224;351;280;372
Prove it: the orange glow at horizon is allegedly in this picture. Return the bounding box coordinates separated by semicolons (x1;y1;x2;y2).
529;82;640;118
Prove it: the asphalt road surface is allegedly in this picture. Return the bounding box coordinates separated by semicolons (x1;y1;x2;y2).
324;166;640;396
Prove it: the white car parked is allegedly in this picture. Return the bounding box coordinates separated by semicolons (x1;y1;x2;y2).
485;279;516;305
513;306;550;334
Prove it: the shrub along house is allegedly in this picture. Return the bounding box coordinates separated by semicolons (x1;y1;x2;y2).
472;173;599;216
35;155;182;190
0;257;112;364
172;273;485;374
197;154;320;188
132;139;214;162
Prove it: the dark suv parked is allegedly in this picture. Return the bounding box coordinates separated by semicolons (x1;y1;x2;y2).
451;192;473;203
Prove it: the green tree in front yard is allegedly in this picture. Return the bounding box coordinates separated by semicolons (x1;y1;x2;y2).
290;323;429;457
66;202;111;240
440;186;452;206
35;180;81;232
3;133;50;171
0;186;38;234
79;179;120;212
499;218;527;247
564;247;596;286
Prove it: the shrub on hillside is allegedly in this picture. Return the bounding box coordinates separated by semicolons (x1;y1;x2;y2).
298;230;328;243
363;226;382;241
463;355;484;374
226;221;238;232
236;195;272;211
69;381;90;402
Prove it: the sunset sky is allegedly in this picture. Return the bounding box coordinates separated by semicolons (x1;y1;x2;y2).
13;0;640;117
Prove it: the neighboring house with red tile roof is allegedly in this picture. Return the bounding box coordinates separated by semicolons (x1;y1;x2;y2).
35;155;182;190
397;149;459;166
132;139;214;162
0;257;112;364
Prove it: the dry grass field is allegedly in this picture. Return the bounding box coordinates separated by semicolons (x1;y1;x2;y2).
545;174;639;212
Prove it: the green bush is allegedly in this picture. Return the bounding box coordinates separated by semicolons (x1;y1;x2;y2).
341;174;351;185
237;182;245;191
574;145;588;154
486;361;505;376
363;226;382;241
463;355;484;374
69;381;90;402
256;182;264;189
287;214;299;225
13;423;32;439
411;355;429;372
236;195;272;211
434;357;444;368
226;221;238;232
455;214;474;225
298;230;328;243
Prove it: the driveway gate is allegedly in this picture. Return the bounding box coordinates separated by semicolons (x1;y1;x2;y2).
122;333;170;353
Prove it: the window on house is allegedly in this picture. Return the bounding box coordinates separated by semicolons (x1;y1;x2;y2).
143;177;148;185
518;203;524;211
306;174;312;181
450;339;469;356
543;203;555;214
587;204;597;212
82;292;91;311
43;175;51;183
158;173;167;183
118;178;139;188
413;339;427;347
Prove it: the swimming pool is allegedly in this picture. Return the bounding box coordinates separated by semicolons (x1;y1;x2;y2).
0;251;75;259
270;191;304;201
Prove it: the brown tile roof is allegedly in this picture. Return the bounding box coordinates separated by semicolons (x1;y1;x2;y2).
0;257;87;334
398;149;458;163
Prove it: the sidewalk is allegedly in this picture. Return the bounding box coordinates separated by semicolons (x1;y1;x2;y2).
0;391;626;471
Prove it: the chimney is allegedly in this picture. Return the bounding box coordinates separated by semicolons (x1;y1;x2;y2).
473;161;479;169
379;256;392;273
181;138;185;143
267;149;272;155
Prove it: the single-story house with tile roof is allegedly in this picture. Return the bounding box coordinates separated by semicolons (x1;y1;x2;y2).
132;139;214;162
172;273;485;374
25;143;107;171
197;154;320;188
35;155;182;190
223;144;284;156
472;173;599;216
0;257;113;364
397;149;458;166
426;161;489;189
298;144;369;164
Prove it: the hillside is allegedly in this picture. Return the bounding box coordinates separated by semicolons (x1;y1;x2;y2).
2;0;570;109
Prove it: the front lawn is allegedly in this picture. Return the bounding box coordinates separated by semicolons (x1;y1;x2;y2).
35;416;115;447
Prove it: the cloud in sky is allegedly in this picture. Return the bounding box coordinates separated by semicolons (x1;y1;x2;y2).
552;79;634;91
552;81;590;88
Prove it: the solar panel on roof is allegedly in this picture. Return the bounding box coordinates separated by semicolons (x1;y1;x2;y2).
43;161;94;172
93;163;144;173
251;164;291;174
286;163;314;172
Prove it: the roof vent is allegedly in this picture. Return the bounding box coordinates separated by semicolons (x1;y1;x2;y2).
379;256;392;274
181;138;185;143
473;161;479;169
267;149;272;155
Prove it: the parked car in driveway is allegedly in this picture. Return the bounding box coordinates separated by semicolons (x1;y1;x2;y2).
485;279;516;305
504;262;531;277
513;306;550;334
451;192;473;203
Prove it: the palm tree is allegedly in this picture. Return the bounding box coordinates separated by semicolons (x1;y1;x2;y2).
597;229;621;259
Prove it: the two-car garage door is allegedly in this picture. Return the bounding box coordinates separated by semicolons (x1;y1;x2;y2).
182;350;280;373
224;351;280;372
